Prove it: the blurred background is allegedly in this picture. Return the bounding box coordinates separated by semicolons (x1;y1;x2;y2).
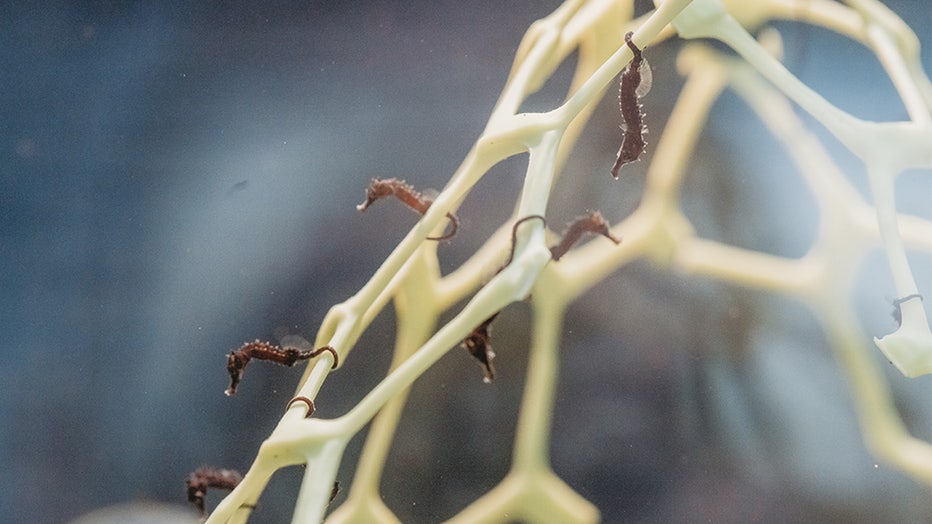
1;1;930;523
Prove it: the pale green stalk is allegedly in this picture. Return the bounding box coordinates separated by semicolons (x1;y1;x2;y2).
204;1;932;522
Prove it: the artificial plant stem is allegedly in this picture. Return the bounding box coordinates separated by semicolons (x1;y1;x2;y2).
512;296;566;471
204;458;281;524
819;305;932;483
332;135;558;434
330;247;440;523
291;437;349;524
556;0;694;126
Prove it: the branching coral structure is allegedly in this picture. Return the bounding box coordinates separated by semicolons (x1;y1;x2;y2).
196;1;932;522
